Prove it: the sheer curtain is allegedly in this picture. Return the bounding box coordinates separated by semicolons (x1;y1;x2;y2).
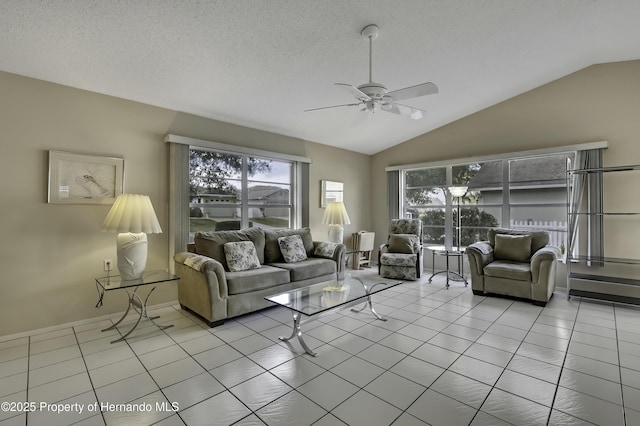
568;148;604;260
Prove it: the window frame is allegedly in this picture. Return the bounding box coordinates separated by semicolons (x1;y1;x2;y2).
166;134;311;271
399;153;576;249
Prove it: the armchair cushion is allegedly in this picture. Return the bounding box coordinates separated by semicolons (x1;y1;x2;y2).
484;260;532;281
488;228;549;254
278;234;308;263
388;234;418;254
223;241;261;272
380;253;418;267
494;234;532;262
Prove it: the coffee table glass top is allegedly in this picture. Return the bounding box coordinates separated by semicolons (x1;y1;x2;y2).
265;275;402;317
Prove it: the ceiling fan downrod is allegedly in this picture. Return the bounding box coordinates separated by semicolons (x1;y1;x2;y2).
361;24;379;84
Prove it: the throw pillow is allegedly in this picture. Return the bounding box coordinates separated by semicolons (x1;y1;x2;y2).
388;234;417;254
223;241;261;272
494;234;532;262
278;234;308;263
314;241;338;258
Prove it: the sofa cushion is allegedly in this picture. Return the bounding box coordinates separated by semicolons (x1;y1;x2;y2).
194;227;265;271
264;228;314;263
269;258;337;282
226;265;291;295
388;234;417;254
494;234;532;262
484;260;531;281
278;234;308;263
488;228;549;254
224;241;261;272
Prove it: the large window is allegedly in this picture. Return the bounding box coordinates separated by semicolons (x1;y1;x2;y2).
189;148;294;237
402;153;573;249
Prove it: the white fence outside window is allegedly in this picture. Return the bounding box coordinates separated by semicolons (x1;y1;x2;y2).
510;219;568;252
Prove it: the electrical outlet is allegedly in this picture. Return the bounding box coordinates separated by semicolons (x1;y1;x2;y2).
104;259;113;272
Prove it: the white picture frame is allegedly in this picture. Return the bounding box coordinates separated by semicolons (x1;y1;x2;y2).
48;151;124;204
320;180;343;207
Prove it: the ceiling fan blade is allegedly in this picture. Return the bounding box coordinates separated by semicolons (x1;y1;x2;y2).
335;83;371;101
383;102;425;120
304;102;362;112
386;82;438;102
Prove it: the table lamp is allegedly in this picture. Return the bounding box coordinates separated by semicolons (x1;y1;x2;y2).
102;194;162;281
322;201;351;243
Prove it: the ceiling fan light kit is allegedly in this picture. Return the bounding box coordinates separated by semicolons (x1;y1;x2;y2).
305;23;438;119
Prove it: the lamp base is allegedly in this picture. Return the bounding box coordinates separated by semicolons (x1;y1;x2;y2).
116;232;148;281
327;224;344;243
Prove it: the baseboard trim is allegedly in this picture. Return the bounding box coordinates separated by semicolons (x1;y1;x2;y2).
0;300;179;343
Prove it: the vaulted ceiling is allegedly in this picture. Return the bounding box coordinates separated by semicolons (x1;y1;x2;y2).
2;0;639;154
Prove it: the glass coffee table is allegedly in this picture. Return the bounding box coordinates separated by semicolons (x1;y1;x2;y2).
265;275;402;356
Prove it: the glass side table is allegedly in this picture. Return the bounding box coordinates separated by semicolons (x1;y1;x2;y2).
425;245;468;289
95;270;179;343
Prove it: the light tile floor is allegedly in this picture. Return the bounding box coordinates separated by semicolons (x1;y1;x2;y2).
1;270;640;425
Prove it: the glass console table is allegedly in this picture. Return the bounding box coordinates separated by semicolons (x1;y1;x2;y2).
95;270;179;343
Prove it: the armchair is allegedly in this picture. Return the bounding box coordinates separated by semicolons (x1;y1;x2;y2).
378;219;423;281
466;228;561;306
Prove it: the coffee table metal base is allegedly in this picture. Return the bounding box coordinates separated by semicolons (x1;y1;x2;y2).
350;281;388;321
279;312;318;357
278;279;389;357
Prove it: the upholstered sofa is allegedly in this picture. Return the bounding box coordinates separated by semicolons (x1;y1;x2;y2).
174;227;345;326
466;228;561;306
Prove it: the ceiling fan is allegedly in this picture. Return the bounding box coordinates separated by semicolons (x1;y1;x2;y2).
305;24;438;120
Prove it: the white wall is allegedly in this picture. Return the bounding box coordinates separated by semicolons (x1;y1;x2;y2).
0;71;370;336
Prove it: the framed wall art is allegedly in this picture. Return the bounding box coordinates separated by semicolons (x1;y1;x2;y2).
48;151;124;204
320;180;343;207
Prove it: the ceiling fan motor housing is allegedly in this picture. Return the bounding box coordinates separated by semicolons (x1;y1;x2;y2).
356;82;387;98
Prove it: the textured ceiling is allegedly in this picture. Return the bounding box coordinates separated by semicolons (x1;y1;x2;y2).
1;0;640;154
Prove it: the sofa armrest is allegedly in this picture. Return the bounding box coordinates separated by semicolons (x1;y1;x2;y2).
174;252;229;324
312;241;346;274
530;246;561;283
466;242;494;276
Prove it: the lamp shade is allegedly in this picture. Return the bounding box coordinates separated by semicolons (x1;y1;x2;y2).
102;194;162;234
448;186;468;198
322;202;351;225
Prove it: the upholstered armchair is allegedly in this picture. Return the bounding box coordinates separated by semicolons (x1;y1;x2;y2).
466;228;561;306
378;219;423;281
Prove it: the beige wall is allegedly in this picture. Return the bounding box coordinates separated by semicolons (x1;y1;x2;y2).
371;60;640;262
0;71;370;337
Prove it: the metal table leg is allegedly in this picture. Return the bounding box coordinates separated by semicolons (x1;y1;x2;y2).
279;312;318;357
350;279;388;321
103;286;173;344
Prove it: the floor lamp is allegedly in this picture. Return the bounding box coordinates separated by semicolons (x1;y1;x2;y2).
448;186;468;251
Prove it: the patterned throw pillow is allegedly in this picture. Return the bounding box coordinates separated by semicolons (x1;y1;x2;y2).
223;241;261;272
314;242;338;258
278;234;308;263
